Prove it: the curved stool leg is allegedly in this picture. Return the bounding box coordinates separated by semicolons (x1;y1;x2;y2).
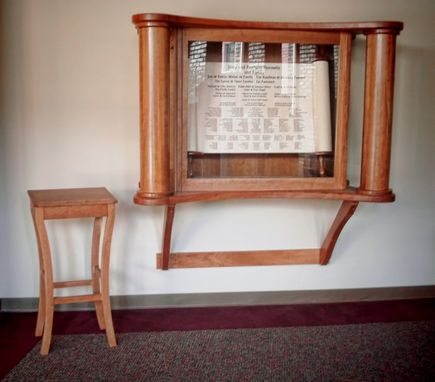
35;274;46;337
100;204;116;347
31;208;46;337
91;217;105;330
33;207;55;355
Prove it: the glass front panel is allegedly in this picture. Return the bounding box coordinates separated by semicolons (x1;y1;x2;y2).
187;41;339;179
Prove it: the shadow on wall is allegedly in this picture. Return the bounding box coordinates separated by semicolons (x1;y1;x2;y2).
391;44;435;200
0;1;32;287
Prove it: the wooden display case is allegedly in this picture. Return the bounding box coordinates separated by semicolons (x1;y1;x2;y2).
131;13;403;270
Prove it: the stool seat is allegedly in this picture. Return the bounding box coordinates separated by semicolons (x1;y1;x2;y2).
28;187;116;207
28;187;117;355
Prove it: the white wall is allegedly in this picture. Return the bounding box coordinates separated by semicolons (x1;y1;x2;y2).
1;0;434;298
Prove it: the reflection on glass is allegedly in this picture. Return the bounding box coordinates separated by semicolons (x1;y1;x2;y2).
187;41;338;179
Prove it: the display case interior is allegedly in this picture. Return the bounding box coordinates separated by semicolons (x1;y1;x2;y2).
187;41;338;180
179;27;351;192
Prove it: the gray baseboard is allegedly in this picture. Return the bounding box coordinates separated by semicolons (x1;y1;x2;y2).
1;285;435;312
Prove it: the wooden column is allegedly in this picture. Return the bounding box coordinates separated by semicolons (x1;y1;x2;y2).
360;29;399;195
135;21;172;202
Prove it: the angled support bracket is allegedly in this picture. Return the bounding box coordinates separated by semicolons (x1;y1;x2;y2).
157;201;359;270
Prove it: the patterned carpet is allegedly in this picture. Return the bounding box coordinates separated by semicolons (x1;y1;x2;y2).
4;320;435;381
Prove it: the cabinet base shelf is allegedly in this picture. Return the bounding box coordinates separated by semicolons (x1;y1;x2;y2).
157;249;320;269
134;187;394;206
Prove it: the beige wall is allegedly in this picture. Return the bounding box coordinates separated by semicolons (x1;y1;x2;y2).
1;0;434;298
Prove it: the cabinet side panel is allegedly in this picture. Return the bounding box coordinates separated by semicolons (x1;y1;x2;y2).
136;26;172;200
334;32;353;189
360;32;398;194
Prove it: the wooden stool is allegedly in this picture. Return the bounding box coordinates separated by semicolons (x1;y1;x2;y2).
28;187;117;355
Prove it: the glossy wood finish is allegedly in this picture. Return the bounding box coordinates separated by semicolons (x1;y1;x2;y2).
28;187;117;354
360;31;399;195
135;23;172;200
132;14;403;35
334;33;353;187
134;187;394;206
132;14;402;269
132;14;402;202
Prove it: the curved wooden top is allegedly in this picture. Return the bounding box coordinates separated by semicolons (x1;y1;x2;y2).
132;13;403;35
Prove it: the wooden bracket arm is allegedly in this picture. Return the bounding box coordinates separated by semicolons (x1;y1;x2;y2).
157;201;359;270
161;205;176;270
320;201;359;265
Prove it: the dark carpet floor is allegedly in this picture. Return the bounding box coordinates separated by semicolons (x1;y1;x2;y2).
1;299;435;381
4;320;435;381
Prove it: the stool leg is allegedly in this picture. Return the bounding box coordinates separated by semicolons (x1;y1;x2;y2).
31;208;45;337
100;204;116;347
35;272;46;336
32;207;55;355
91;217;105;330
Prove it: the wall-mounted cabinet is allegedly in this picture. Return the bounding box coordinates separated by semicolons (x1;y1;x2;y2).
131;14;403;270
